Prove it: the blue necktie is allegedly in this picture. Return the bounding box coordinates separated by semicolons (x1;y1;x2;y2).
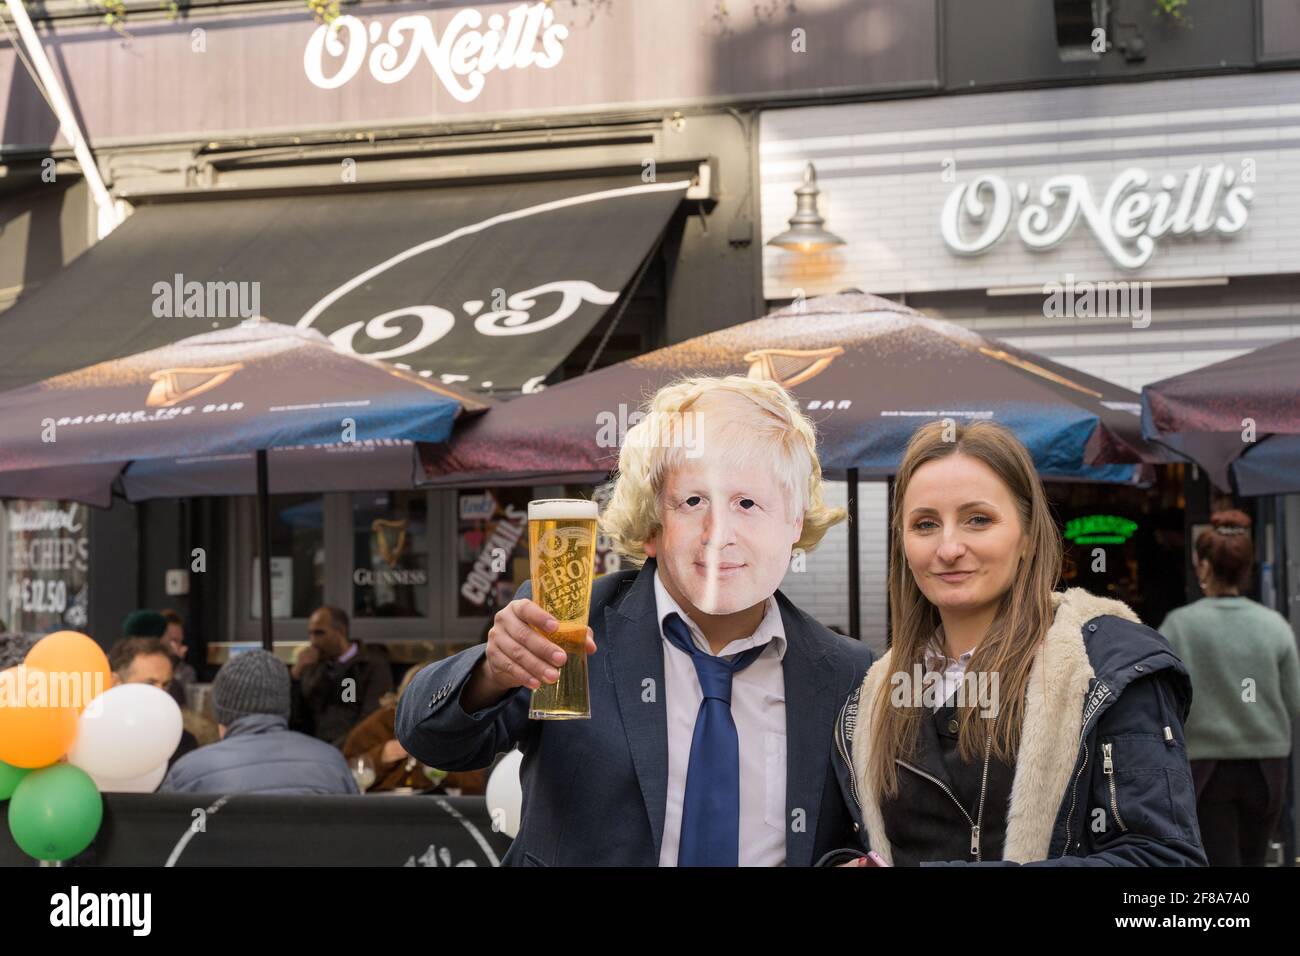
662;611;766;867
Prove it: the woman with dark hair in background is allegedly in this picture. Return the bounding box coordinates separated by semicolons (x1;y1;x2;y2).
1159;510;1300;866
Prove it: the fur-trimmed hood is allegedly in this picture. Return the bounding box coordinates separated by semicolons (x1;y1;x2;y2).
846;588;1190;865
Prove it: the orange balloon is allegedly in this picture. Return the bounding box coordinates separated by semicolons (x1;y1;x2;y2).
0;666;80;768
25;631;112;712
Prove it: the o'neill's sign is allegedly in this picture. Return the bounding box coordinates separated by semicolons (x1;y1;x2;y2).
941;163;1253;270
304;2;570;100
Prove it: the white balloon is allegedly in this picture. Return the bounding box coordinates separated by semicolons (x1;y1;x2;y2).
90;761;169;794
485;748;523;839
69;683;183;779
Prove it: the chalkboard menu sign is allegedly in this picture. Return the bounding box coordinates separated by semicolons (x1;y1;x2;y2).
3;500;90;635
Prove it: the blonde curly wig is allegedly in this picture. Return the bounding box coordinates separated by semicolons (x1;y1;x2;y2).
599;375;845;566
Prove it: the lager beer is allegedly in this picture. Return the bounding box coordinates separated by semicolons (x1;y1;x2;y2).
527;498;598;719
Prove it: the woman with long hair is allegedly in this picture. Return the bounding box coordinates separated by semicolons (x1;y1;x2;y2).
828;420;1204;866
1159;510;1300;866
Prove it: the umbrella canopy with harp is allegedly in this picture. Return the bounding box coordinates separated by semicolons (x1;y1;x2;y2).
420;293;1169;639
0;320;489;649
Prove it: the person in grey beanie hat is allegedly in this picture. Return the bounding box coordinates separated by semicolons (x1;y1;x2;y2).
213;650;291;726
161;650;358;796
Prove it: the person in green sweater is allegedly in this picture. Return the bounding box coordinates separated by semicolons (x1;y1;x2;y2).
1159;510;1300;866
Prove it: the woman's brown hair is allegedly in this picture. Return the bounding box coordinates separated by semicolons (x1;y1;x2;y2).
869;420;1062;797
1195;510;1253;591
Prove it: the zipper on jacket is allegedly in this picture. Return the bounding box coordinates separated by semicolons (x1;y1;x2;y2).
1102;742;1128;833
974;733;991;857
1059;680;1113;858
897;732;991;862
835;695;864;820
1059;736;1089;858
897;760;975;842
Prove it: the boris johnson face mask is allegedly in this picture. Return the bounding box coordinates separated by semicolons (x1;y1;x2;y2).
646;453;803;619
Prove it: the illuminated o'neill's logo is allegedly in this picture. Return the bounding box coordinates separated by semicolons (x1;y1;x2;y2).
1064;515;1138;545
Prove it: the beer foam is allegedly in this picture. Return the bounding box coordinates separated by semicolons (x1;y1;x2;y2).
528;498;598;521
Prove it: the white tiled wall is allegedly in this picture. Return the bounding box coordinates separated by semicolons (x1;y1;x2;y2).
779;479;889;656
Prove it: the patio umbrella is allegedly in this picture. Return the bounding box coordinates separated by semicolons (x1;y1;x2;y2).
420;292;1165;639
422;292;1166;485
1141;337;1300;495
0;319;488;647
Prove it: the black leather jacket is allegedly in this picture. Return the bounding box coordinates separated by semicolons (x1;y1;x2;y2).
823;594;1207;867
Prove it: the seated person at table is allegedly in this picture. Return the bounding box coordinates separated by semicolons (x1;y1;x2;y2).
291;606;393;747
343;662;487;794
122;608;188;710
162;650;358;796
161;609;199;699
108;636;198;768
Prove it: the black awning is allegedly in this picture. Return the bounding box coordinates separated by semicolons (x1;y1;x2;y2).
0;173;690;396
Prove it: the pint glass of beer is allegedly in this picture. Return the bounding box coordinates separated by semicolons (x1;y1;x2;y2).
527;498;598;719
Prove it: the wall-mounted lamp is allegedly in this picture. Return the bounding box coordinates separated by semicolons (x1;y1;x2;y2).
767;162;845;253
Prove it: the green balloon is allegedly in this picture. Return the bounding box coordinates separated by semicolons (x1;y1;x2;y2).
8;764;103;862
0;760;29;801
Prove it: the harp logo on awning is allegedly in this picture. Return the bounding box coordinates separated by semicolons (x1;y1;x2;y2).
940;163;1253;270
304;3;569;99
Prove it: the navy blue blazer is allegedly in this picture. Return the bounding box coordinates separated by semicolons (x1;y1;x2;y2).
396;557;874;866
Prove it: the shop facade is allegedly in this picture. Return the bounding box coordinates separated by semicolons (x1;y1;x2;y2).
4;1;1298;661
759;69;1300;644
0;0;939;661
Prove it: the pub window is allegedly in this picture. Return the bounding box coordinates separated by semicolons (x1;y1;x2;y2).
452;483;620;629
248;493;325;622
351;491;430;619
455;487;532;621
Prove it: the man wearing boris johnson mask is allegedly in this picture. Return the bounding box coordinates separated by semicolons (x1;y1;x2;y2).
397;375;873;866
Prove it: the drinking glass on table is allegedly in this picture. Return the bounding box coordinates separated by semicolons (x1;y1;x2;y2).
351;754;376;791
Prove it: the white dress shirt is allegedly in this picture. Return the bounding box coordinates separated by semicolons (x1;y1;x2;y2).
923;627;975;711
654;569;788;867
